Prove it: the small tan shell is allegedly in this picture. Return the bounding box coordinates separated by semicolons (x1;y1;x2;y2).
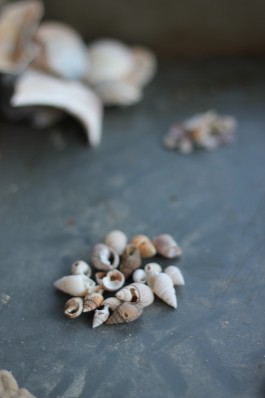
116;282;154;307
144;262;162;274
83;289;104;312
64;297;83;318
106;302;143;324
132;269;147;284
92;305;110;328
91;243;119;271
152;234;182;258
148;272;177;308
71;260;91;277
119;244;141;278
131;235;156;257
102;270;125;291
102;297;122;311
54;274;96;296
104;230;128;255
95;271;107;285
165;265;185;286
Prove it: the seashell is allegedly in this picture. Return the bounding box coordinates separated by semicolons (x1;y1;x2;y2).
104;230;128;255
126;46;157;87
119;244;141;278
116;282;154;307
132;269;147;284
11;69;103;147
54;274;96;296
106;302;143;324
83;288;104;312
131;235;156;257
92;305;110;328
64;297;83;318
152;234;182;258
0;369;36;398
95;271;107;285
33;21;88;80
165;265;185;286
94;80;142;106
71;260;91;277
91;243;119;271
148;272;177;308
102;297;122;311
102;270;125;291
144;262;162;274
146;271;160;290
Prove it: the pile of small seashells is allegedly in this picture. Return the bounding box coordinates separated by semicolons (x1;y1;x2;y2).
54;231;185;327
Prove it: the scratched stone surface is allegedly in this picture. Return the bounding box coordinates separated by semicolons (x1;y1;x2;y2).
0;59;265;398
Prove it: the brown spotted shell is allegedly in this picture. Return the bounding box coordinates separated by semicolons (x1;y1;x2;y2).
116;282;154;307
131;234;156;257
152;234;182;258
83;290;104;312
119;244;141;278
106;302;143;324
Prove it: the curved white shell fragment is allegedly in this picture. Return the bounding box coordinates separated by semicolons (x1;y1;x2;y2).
149;272;177;308
144;263;162;274
126;46;157;87
92;305;110;328
116;282;154;307
34;21;88;79
102;270;125;291
71;260;91;277
104;230;128;255
54;274;96;297
132;269;147;284
165;265;185;286
11;69;103;146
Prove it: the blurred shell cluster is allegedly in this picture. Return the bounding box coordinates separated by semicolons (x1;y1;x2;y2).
54;230;185;328
0;0;157;146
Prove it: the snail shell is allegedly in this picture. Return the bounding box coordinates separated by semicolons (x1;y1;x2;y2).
102;270;125;291
64;297;83;318
116;282;154;307
131;235;156;257
106;302;143;324
92;305;110;328
71;260;91;277
165;266;185;286
152;234;182;258
119;244;141;278
83;288;104;312
148;272;177;308
91;243;119;271
54;274;96;296
144;262;162;274
102;297;122;311
104;230;127;255
132;269;147;284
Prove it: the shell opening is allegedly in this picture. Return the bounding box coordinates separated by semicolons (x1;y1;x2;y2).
130;287;138;302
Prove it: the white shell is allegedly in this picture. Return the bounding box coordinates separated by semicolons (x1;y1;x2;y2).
104;230;128;255
132;269;147;284
71;260;91;277
11;69;103;147
146;271;160;290
54;274;96;296
102;297;121;311
91;243;119;271
116;282;154;307
126;46;157;87
165;266;185;286
102;270;125;291
95;271;107;285
34;21;88;80
94;80;142;106
92;305;110;328
149;272;177;308
144;263;162;274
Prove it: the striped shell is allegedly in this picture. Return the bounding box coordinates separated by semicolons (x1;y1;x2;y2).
148;272;177;308
106;302;143;324
116;282;154;307
83;290;104;312
92;305;110;328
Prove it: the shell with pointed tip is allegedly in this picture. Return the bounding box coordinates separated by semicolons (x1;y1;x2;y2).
144;262;162;274
104;230;128;255
54;274;96;296
102;270;125;291
91;243;119;271
106;302;143;324
94;80;142;106
146;271;160;290
119;244;141;278
116;282;154;307
92;305;110;328
165;266;185;286
149;272;177;308
132;269;147;284
64;297;83;318
131;235;156;257
71;260;91;277
83;290;104;312
152;234;182;258
102;297;122;311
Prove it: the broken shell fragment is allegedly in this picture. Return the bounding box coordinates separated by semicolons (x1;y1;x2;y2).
131;234;157;257
94;80;142;106
165;265;185;286
91;243;119;271
119;243;141;278
83;288;104;312
71;260;91;277
64;297;83;318
152;234;182;258
116;282;154;307
102;269;125;291
11;69;103;146
148;272;177;308
104;230;128;255
92;305;110;328
54;274;96;296
102;297;122;311
132;269;147;284
95;271;107;285
144;262;162;274
106;302;143;324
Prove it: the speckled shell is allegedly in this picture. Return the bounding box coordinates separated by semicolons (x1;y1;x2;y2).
119;244;141;278
132;269;147;284
71;260;91;277
106;302;143;324
54;274;96;296
165;266;185;286
83;291;104;312
64;297;83;318
102;270;125;291
144;262;162;274
152;234;182;258
102;297;122;311
104;230;128;255
92;305;110;328
131;235;157;257
149;272;177;308
91;243;119;271
116;282;154;307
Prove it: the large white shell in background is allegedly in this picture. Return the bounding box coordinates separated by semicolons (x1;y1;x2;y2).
148;272;177;308
54;274;96;296
104;230;128;255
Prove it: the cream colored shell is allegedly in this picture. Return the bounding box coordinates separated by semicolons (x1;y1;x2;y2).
54;274;96;296
132;269;147;284
92;305;110;328
165;265;185;286
71;260;91;277
91;243;119;271
102;297;122;311
102;269;125;291
152;234;182;258
148;272;177;308
116;282;154;307
131;234;156;257
106;302;143;324
104;230;128;255
64;297;83;318
83;290;104;312
144;262;162;274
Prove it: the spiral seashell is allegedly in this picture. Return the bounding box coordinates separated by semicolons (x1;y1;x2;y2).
106;302;143;324
83;288;104;312
102;270;125;291
131;235;156;257
91;243;119;271
71;260;91;277
148;272;177;308
95;271;107;285
144;262;162;274
116;283;154;307
132;269;147;284
54;274;96;296
92;305;110;328
152;234;182;258
64;297;83;318
165;266;185;286
104;230;128;255
102;297;122;311
119;244;141;278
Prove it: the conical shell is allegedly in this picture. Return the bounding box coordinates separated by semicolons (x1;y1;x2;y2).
152;234;182;258
104;230;128;255
106;302;143;324
102;270;125;291
152;273;177;308
64;297;83;318
102;297;122;311
144;262;162;274
165;266;185;286
54;274;96;296
71;260;91;277
132;269;147;284
119;244;141;278
83;290;104;312
131;235;156;257
91;243;119;271
146;271;160;290
116;282;154;307
92;305;110;328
